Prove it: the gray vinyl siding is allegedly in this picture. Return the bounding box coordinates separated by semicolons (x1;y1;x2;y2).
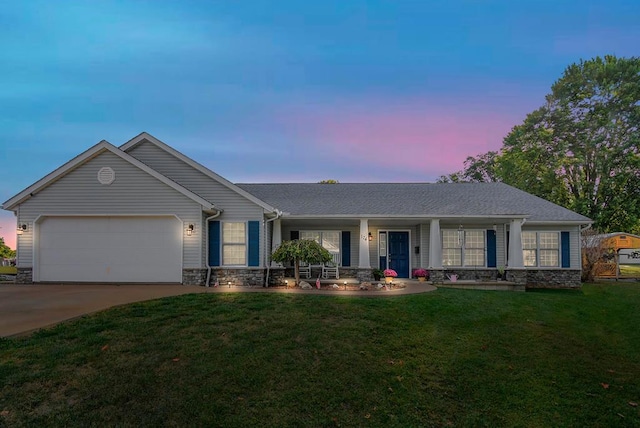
127;141;265;218
128;141;268;267
15;151;203;268
496;226;507;268
420;223;430;268
413;226;421;270
368;227;379;268
265;220;272;263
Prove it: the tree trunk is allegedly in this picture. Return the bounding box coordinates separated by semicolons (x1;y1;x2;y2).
294;259;300;286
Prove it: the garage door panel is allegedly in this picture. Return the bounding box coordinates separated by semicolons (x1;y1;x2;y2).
38;217;183;283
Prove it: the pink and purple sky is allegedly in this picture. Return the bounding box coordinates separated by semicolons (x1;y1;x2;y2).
1;0;639;249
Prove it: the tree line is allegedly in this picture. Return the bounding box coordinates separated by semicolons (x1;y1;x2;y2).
439;55;640;234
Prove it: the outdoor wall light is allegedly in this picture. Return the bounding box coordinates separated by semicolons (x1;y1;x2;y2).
186;224;194;236
17;224;27;235
368;232;373;241
493;224;497;232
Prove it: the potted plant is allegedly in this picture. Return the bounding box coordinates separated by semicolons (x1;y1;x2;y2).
497;266;505;281
372;269;384;281
414;268;428;282
383;269;397;284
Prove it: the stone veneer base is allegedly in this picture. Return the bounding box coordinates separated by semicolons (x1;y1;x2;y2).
14;266;582;289
428;268;581;289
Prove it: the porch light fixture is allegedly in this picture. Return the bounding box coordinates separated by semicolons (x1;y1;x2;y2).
17;224;27;235
493;224;497;232
457;225;464;246
368;232;373;241
186;224;194;236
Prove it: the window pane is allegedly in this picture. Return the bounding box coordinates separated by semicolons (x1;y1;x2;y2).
443;249;461;266
223;245;246;265
465;230;484;249
464;249;485;266
322;231;340;253
522;232;537;249
300;231;320;243
223;222;246;244
523;249;537;266
442;230;461;248
540;250;559;267
539;232;559;249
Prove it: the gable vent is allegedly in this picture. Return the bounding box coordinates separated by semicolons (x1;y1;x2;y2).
97;167;115;185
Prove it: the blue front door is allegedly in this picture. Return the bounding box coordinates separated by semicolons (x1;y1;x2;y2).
388;231;410;278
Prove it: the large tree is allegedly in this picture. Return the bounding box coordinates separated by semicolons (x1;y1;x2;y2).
440;56;640;233
0;237;15;259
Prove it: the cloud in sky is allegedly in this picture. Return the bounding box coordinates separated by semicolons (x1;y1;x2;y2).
1;0;639;249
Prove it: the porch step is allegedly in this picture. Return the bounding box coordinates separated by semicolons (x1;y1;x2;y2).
437;281;525;292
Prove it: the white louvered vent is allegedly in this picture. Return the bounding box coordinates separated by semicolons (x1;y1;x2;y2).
97;167;115;185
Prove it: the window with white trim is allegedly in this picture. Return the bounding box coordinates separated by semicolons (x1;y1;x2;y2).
522;231;559;267
300;231;341;264
223;222;246;265
442;229;485;266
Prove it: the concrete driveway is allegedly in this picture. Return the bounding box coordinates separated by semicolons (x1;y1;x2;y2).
0;284;207;337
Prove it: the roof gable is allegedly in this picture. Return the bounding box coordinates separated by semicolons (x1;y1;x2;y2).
2;140;216;211
120;132;277;213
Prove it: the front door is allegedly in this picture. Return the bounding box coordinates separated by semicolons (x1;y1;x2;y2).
388;231;410;278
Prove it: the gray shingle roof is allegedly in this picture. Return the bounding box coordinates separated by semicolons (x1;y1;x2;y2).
237;182;592;223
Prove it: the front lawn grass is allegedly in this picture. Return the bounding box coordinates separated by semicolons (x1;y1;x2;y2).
1;283;639;427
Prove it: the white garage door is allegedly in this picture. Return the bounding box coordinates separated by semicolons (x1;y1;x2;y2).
37;216;183;283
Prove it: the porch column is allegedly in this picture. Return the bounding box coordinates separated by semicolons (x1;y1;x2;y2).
358;219;371;268
428;219;442;269
270;219;282;267
508;219;525;268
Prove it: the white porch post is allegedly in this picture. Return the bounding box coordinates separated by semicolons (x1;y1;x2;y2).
428;218;442;269
358;219;371;268
270;219;282;267
508;219;524;268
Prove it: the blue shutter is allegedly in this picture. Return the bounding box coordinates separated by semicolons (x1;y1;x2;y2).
291;230;299;240
248;221;260;267
487;230;497;268
341;231;351;266
561;231;570;268
209;221;220;267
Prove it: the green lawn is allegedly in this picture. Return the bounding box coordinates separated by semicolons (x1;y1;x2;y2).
1;284;639;427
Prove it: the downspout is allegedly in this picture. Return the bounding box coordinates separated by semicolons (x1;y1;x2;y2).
264;210;283;287
205;209;223;287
